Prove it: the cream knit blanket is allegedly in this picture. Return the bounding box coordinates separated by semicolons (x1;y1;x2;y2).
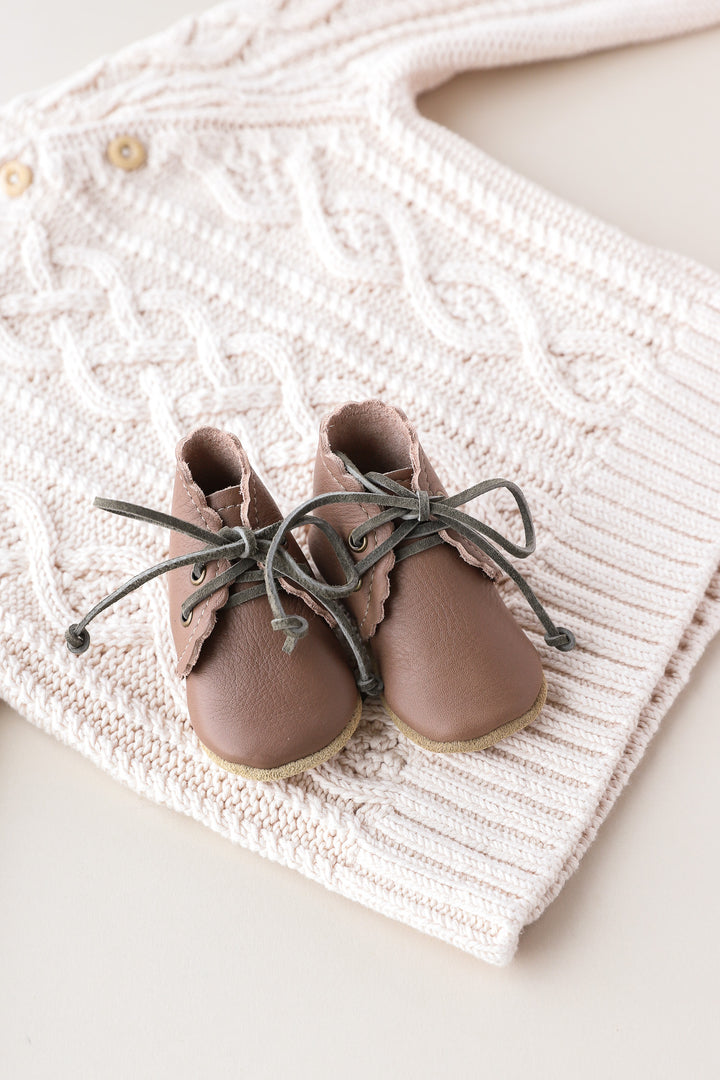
2;0;720;965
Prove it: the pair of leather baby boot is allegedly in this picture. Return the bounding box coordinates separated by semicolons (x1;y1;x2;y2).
66;400;573;780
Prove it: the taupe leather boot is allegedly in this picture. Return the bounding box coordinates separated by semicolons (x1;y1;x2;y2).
268;400;574;753
65;427;361;780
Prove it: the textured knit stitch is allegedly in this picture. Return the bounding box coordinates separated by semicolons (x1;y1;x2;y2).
2;0;720;966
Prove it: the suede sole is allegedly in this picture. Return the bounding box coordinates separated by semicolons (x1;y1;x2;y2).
381;675;547;753
199;694;363;781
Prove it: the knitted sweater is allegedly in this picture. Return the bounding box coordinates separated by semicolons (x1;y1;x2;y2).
2;0;720;966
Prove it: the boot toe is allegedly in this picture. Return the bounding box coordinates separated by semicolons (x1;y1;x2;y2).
186;600;361;778
374;553;545;749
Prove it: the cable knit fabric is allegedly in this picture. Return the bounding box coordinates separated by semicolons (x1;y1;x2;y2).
2;0;720;965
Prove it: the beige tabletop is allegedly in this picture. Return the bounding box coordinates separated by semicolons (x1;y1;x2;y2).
1;5;719;1078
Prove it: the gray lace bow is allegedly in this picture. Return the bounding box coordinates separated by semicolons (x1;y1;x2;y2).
262;454;575;689
65;497;379;691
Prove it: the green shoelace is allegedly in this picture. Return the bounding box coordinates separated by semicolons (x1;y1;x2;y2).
263;454;575;675
65;496;379;692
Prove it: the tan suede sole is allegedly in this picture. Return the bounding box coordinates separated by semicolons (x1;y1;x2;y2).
381;675;547;753
199;694;363;781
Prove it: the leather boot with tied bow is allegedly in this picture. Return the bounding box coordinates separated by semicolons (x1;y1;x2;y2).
268;400;575;753
65;428;361;780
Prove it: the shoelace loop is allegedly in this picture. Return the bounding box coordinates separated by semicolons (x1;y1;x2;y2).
222;524;257;561
412;489;432;523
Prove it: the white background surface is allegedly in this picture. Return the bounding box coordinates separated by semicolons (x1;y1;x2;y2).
2;6;720;1078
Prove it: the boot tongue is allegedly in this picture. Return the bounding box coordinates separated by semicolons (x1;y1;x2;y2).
205;483;308;579
204;486;260;601
384;466;413;489
205;485;246;529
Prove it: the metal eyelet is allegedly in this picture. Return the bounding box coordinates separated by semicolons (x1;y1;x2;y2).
348;533;367;553
181;608;193;627
190;564;206;586
353;575;363;592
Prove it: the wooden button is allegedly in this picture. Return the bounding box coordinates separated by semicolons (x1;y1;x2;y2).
107;134;146;172
0;159;33;197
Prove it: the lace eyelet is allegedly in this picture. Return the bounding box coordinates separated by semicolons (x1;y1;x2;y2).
353;575;363;592
349;533;367;553
190;564;206;586
181;608;193;627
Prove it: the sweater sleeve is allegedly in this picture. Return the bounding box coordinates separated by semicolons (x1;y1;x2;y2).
331;0;720;98
2;1;719;144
